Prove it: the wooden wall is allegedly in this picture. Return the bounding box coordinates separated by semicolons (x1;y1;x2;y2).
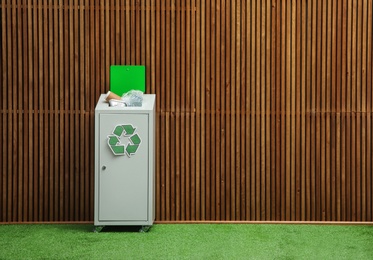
1;0;372;222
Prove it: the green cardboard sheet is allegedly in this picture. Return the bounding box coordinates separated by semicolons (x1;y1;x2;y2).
110;65;145;96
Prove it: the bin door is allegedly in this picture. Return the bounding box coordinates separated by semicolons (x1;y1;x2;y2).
98;113;149;221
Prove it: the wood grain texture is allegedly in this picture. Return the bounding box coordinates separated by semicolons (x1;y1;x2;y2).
0;0;372;222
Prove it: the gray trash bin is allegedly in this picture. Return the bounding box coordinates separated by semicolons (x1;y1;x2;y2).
94;94;155;231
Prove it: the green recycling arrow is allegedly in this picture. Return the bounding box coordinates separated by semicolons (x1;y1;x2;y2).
113;125;125;136
126;144;139;155
107;134;126;155
130;134;141;145
123;124;136;135
108;135;119;145
111;144;126;155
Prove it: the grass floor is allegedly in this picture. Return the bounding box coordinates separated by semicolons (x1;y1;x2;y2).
0;223;372;259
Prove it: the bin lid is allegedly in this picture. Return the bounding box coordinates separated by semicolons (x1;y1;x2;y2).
110;65;145;96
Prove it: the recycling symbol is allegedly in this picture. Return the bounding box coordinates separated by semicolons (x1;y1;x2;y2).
107;124;141;156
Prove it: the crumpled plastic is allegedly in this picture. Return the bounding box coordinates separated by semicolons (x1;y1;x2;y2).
121;90;144;107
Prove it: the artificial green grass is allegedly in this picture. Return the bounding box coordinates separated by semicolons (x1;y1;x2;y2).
0;224;372;259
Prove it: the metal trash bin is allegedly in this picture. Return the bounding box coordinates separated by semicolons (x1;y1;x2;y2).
94;94;155;231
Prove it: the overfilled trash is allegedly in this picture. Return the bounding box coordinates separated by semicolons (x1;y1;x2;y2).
105;90;144;107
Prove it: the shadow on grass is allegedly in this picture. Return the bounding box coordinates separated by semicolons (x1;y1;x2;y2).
100;225;144;233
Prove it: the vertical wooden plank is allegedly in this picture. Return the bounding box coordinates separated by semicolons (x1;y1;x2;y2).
135;0;140;64
165;0;171;221
259;0;266;220
275;0;282;220
366;0;372;221
240;2;251;220
351;0;357;220
74;0;80;221
340;0;347;221
22;0;30;221
250;1;256;220
179;0;186;221
16;0;24;221
154;0;160;220
1;0;9;222
114;0;119;64
130;0;135;64
295;0;301;221
68;0;74;221
360;0;367;221
120;0;125;64
285;0;291;221
270;0;277;221
260;0;266;220
104;0;109;84
300;0;307;221
318;1;327;220
291;0;296;221
191;0;196;221
220;0;226;220
201;1;209;220
356;0;362;221
175;0;182;220
176;2;185;220
301;0;308;220
265;0;271;221
8;0;15;221
150;0;155;92
160;0;167;220
47;0;54;221
6;0;12;222
345;0;352;220
315;0;322;221
255;0;261;221
79;0;85;220
10;0;17;222
280;0;286;220
310;0;317;221
141;0;146;66
230;1;240;220
251;0;257;220
206;1;215;220
58;0;64;221
125;0;130;64
230;1;238;220
81;0;88;221
195;0;201;221
325;0;332;221
224;0;231;221
185;0;191;221
89;0;96;221
145;0;150;86
33;0;40;221
171;0;177;221
215;0;221;220
41;1;49;219
336;0;344;221
240;0;246;220
109;0;114;68
17;2;26;221
330;0;337;221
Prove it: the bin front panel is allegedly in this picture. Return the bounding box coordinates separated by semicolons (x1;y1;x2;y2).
98;113;149;221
